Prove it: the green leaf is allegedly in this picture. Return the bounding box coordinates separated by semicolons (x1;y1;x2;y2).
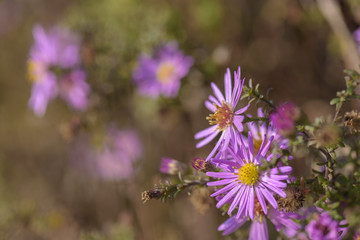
330;98;340;105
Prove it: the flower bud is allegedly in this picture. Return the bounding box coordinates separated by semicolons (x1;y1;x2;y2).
159;157;185;175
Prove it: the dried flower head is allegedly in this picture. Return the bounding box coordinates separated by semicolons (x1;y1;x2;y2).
276;186;306;212
141;188;164;203
344;111;360;133
313;123;340;148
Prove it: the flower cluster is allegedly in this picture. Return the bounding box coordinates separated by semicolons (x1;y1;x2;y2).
142;65;358;239
193;67;301;239
28;25;90;117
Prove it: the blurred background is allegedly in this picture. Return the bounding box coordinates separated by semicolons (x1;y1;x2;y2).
0;0;360;239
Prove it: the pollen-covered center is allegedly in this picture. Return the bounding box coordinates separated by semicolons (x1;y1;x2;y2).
206;101;234;131
238;163;259;186
157;63;176;84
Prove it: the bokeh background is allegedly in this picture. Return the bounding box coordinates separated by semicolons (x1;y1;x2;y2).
0;0;359;239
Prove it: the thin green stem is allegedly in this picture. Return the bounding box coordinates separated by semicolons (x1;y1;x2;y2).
243;116;268;123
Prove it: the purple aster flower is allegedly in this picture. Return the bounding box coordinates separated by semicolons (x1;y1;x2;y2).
58;69;90;111
195;67;250;160
28;24;90;116
159;157;184;175
207;132;292;219
305;210;348;240
96;127;143;181
270;102;300;137
218;205;300;239
133;41;193;98
247;108;289;153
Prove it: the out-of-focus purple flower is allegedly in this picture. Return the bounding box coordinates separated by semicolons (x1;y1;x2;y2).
195;67;249;160
218;206;300;239
270;102;300;136
28;24;90;116
96;128;143;181
159;157;184;175
305;211;348;240
58;69;90;111
133;42;193;98
207;132;292;219
28;71;58;116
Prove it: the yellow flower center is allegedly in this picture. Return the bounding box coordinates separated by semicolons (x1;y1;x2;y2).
206;101;234;131
157;63;176;83
27;60;44;83
238;163;259;186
